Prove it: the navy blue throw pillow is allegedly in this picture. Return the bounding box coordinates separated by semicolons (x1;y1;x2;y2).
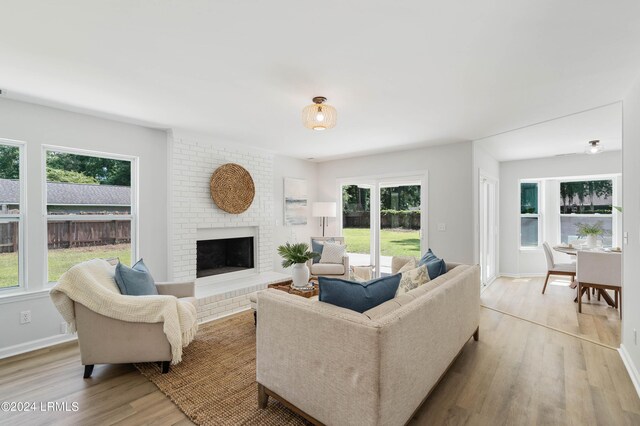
114;259;158;296
418;249;447;279
318;274;401;313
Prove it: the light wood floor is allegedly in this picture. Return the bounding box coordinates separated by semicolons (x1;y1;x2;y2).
1;307;637;425
481;276;621;347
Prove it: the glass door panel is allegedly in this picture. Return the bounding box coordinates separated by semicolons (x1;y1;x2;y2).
379;183;421;275
341;184;374;271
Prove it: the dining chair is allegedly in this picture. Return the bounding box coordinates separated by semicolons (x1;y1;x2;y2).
576;251;622;317
542;242;576;294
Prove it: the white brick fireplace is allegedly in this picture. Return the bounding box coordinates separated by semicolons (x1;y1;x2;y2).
168;133;289;322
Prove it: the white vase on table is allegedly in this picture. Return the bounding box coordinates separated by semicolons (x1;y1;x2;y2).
291;263;310;288
586;234;598;249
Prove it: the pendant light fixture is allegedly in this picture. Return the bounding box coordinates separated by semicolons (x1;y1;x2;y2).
302;96;337;131
585;140;603;155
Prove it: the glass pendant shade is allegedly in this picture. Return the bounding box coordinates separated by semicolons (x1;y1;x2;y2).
585;140;603;155
302;97;337;131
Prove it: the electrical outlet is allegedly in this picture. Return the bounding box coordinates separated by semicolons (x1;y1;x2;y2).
20;310;31;324
437;223;446;232
60;322;68;334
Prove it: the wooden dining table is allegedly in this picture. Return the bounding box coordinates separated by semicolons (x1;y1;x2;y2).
553;245;621;307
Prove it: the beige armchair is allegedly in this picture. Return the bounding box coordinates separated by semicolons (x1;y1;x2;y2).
76;281;197;378
307;236;350;279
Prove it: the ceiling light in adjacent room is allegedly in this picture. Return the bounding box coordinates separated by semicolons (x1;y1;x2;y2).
585;140;603;155
302;97;336;131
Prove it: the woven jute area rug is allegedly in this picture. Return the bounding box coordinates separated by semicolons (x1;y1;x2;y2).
135;311;308;425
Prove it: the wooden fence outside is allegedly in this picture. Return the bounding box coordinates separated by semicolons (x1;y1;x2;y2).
48;220;131;249
0;222;18;254
0;220;131;253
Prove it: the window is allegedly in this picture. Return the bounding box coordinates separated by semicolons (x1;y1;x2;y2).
520;181;540;248
559;179;613;246
0;140;24;290
45;148;136;284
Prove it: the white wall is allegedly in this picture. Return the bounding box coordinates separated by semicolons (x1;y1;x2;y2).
272;155;318;273
316;142;474;264
621;77;640;388
0;98;168;356
498;151;622;276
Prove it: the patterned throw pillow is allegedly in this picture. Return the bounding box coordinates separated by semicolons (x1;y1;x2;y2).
398;258;417;273
396;264;430;295
319;242;346;264
311;238;335;264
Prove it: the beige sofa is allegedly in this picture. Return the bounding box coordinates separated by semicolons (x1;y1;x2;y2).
256;257;480;426
75;281;197;378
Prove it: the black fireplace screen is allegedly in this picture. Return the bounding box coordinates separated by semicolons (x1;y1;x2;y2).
196;237;254;278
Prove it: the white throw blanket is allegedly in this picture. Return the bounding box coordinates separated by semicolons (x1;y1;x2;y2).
50;259;198;364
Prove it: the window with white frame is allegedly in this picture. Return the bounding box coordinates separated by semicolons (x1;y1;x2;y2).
0;140;24;290
559;179;614;246
45;148;136;284
520;181;540;248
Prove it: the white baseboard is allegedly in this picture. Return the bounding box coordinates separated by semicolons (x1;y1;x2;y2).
498;273;546;278
0;334;77;360
619;344;640;399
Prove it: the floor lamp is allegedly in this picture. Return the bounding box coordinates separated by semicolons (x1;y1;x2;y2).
312;202;337;237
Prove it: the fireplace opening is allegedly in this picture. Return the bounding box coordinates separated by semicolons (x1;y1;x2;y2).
196;237;254;278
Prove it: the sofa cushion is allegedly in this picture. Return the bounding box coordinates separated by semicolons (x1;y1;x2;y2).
319;274;401;313
311;263;346;275
396;264;429;295
320;242;346;264
114;259;158;296
418;249;447;279
311;238;335;264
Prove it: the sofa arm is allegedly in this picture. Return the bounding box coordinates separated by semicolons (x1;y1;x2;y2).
155;281;195;298
342;255;350;278
256;289;380;425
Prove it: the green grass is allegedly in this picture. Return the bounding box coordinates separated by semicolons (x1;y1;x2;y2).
342;228;421;257
0;244;131;288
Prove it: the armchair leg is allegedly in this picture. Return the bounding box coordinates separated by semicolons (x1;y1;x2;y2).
83;364;94;379
161;361;170;374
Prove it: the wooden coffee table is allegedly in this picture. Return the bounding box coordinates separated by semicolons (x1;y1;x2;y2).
268;278;319;298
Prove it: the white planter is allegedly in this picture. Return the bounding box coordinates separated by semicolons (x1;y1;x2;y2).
586;234;598;248
291;263;310;288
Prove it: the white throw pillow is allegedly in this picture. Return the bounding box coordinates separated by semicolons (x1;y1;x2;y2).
320;242;346;264
396;264;429;296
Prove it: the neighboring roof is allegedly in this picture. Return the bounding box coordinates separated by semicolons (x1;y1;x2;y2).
0;179;131;205
0;179;19;204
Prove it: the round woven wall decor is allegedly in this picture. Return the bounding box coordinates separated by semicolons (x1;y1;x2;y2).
209;163;255;214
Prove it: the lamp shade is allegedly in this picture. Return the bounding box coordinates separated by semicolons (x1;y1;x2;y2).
312;202;337;217
302;97;337;131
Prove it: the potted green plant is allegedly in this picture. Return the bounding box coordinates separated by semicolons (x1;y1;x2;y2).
576;221;607;248
277;243;319;288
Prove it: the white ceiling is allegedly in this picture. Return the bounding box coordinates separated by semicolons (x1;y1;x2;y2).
476;102;622;162
1;1;639;161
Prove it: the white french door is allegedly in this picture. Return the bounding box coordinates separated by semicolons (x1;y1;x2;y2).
479;174;498;287
339;173;427;277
